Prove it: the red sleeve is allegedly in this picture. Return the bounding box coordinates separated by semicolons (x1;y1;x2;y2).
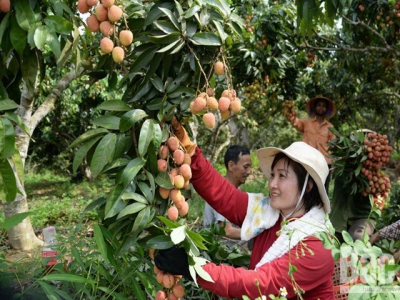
190;147;248;227
197;237;334;299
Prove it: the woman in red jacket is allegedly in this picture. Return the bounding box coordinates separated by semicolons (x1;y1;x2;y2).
155;118;335;299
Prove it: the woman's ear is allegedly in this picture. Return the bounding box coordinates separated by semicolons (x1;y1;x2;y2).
306;180;314;192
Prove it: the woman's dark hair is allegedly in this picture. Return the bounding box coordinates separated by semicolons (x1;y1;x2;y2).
271;152;323;212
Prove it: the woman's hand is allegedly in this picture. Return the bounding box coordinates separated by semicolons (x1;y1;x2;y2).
171;117;197;156
154;246;193;280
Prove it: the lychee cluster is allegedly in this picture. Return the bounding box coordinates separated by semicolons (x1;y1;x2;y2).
360;131;393;202
78;0;134;63
282;99;297;123
190;62;242;129
157;136;192;220
0;0;10;13
243;80;267;102
154;264;185;300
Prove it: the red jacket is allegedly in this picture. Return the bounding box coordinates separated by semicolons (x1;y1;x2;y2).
191;148;334;299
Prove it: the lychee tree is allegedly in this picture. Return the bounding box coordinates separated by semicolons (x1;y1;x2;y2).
69;0;246;297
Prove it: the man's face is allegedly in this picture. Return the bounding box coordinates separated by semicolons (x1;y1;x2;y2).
230;154;252;185
315;100;328;117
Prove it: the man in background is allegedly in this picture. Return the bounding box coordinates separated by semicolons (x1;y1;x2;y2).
203;145;252;246
286;95;336;191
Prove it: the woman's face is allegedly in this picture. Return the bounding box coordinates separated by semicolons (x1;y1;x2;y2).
268;158;301;216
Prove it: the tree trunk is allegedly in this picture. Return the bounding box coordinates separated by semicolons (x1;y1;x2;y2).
4;194;43;249
4;68;84;250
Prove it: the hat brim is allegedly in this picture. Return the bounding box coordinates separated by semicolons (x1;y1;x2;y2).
257;142;330;214
306;96;336;119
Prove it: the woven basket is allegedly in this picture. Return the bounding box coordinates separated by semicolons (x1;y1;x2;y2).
332;259;363;300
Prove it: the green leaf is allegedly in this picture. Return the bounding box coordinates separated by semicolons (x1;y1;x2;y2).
155;172;174;189
90;133;117;178
213;20;227;43
121;192;148;204
0;100;19;110
144;2;174;27
150;74;164;93
92;115;120;130
10;14;27;57
37;281;61;300
147;235;174;249
46;30;61;59
138;119;154;157
44;15;73;35
14;0;36;31
69;128;109;149
97;100;131;112
0;159;17;203
131;206;151;237
1;212;32;230
105;184;126;219
154;20;179;34
117;202;147;219
138;181;153;203
129;46;158;74
93;224;109;263
102;158;130;173
40;274;95;285
186;230;208;250
190;32;221;46
158;7;180;31
156;38;182;53
171;225;186;244
121;157;146;188
0;118;15;158
157;216;180;229
119;109;148;132
0;13;10;43
72;136;102;174
34;25;50;50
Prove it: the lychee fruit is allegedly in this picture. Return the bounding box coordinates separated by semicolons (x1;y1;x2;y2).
101;0;115;8
173;149;185;165
86;0;99;7
119;30;133;46
100;37;114;54
218;97;231;112
86;14;100;32
203;112;216;129
167;206;179;221
157;159;168;172
206;96;218;110
0;0;11;13
159;187;170;199
174;175;185;189
214;61;225;75
108;5;123;23
179;164;192;180
95;4;108;22
99;21;114;36
112;46;125;63
77;0;90;14
230;99;242;114
167;137;180;152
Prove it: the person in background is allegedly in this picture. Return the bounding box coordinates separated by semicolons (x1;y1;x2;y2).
370;219;400;262
203;145;252;244
286;95;336;192
155;117;334;299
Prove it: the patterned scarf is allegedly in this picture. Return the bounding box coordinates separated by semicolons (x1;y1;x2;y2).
241;193;331;269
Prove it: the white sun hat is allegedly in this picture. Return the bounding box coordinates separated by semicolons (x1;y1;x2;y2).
257;141;330;213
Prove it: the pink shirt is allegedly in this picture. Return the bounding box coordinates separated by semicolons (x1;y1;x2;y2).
191;148;334;299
